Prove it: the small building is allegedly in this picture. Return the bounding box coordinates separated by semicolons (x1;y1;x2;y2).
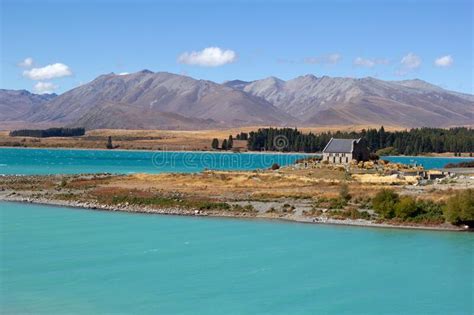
322;138;370;164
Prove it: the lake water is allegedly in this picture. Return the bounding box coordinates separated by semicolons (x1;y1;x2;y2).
1;201;472;314
382;156;474;170
0;148;472;175
0;148;309;175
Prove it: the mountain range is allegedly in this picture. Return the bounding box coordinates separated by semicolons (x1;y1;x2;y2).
1;70;472;130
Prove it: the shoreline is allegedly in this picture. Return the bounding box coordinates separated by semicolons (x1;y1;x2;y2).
1;195;467;233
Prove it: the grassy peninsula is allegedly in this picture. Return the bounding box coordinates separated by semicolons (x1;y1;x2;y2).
1;158;472;231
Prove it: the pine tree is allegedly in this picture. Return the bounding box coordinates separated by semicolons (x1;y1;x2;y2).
221;139;228;150
211;138;219;150
106;136;114;149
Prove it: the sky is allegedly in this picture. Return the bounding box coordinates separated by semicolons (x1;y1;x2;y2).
1;0;473;94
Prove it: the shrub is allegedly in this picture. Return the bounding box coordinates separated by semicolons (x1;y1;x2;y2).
394;196;418;219
339;183;351;202
328;198;347;209
369;153;380;161
443;189;474;226
59;178;68;188
376;147;400;156
407;200;444;224
444;161;474;168
372;189;399;219
328;209;371;220
271;163;280;170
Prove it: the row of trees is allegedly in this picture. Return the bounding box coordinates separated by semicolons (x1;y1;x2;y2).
211;135;234;150
236;127;474;155
10;127;85;138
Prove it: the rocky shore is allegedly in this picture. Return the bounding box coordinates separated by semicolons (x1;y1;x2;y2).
0;191;466;232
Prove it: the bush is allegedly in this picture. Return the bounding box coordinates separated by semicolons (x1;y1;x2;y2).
395;196;418;219
271;163;280;170
328;198;348;209
328;209;371;220
339;183;351;202
443;189;474;226
376;147;400;156
369;153;380;161
407;200;444;224
372;189;399;219
444;161;474;168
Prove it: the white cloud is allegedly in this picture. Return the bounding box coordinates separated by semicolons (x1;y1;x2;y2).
434;55;453;67
23;63;72;80
400;52;421;69
18;57;34;68
178;47;237;67
118;72;129;75
396;52;422;75
353;57;389;68
34;81;58;94
304;53;342;65
327;53;342;64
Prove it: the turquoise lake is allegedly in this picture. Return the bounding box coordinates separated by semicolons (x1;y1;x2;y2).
0;148;472;175
382;156;474;170
0;148;309;175
1;202;472;314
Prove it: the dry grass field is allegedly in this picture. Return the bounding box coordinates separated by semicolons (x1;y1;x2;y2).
0;124;403;151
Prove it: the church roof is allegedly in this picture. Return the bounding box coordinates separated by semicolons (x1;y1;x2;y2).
322;138;361;153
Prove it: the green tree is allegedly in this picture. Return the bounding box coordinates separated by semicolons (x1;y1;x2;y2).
372;189;399;219
227;135;233;149
443;189;474;226
211;138;219;150
221;139;228;150
243;127;473;154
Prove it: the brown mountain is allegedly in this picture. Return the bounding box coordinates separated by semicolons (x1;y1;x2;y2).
2;71;472;130
225;75;473;127
0;89;56;121
25;70;293;129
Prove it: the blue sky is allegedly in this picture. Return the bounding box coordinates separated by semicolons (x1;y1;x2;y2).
1;0;472;94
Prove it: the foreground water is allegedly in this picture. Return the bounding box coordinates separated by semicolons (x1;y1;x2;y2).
1;202;472;314
1;148;472;175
